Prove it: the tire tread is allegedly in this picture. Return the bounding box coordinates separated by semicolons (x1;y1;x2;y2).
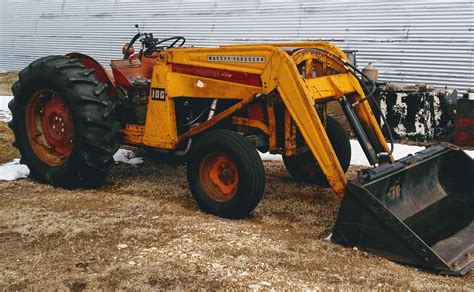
9;55;120;188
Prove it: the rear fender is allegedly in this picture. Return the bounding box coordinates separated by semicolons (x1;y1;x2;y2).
66;52;118;100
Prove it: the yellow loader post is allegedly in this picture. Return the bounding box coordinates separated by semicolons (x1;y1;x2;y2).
125;44;391;196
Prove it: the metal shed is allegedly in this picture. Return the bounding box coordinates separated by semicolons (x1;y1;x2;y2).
0;0;473;91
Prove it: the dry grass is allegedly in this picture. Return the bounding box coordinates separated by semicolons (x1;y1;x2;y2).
0;72;19;163
0;156;472;289
0;71;472;289
0;71;17;96
0;269;26;290
0;123;19;164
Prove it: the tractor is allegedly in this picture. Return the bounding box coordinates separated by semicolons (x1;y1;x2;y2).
8;27;473;275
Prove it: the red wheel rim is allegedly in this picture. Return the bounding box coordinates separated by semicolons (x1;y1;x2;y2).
199;152;239;202
25;89;74;166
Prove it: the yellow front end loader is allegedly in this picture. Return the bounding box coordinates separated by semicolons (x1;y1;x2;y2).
8;29;473;275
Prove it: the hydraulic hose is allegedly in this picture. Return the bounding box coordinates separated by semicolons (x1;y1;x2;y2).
309;48;395;156
344;61;394;155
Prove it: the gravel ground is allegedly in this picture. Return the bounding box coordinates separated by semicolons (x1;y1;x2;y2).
1;72;472;290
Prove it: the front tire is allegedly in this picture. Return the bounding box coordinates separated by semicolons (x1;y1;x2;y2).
283;116;351;185
186;130;265;219
8;55;120;188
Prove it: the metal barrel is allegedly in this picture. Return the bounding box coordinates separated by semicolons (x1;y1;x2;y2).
332;145;474;275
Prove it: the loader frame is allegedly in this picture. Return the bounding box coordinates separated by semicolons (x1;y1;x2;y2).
122;42;393;196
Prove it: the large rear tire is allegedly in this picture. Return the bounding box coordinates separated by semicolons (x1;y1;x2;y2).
8;55;120;188
283;116;351;185
186;130;265;219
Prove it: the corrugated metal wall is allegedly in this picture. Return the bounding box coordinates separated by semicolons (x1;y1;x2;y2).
0;0;473;91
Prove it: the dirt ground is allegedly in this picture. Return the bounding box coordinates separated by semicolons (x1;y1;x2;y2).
0;72;473;289
0;72;20;164
0;72;17;97
0;122;19;164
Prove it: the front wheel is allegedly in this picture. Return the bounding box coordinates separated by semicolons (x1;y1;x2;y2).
186;130;265;219
283;116;351;186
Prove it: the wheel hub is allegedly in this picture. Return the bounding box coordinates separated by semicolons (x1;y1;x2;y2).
199;153;239;201
41;96;74;155
26;90;75;165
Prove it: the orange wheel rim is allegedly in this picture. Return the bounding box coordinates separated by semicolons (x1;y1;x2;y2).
199;152;239;202
25;89;74;166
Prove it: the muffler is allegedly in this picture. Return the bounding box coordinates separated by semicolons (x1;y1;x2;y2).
332;145;473;275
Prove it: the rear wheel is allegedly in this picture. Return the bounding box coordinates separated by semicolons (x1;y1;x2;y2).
186;130;265;219
8;55;120;188
283;116;351;185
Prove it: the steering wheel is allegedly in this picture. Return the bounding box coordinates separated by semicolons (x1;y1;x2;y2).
144;36;186;57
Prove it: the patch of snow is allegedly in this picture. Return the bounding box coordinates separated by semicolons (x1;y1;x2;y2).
0;148;144;182
258;151;282;161
259;141;427;166
466;149;474;158
0;159;30;181
324;233;332;241
350;140;426;166
260;140;474;166
113;149;144;165
351;141;474;164
390;143;428;160
0;96;13;122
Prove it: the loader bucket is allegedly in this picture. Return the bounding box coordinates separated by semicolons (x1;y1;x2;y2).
332;145;474;275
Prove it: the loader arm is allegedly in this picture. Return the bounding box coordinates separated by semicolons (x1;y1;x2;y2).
263;47;392;194
134;44;393;196
264;48;348;194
